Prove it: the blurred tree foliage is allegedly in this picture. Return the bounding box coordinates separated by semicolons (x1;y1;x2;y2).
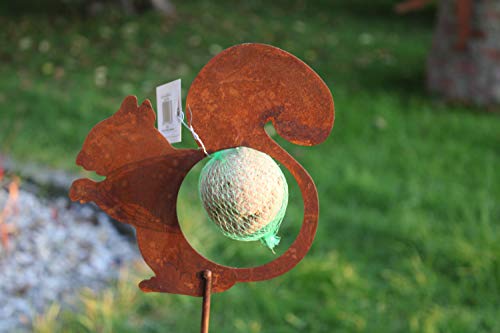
0;0;438;17
0;0;166;16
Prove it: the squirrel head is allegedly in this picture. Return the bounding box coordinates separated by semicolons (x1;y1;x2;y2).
76;96;173;176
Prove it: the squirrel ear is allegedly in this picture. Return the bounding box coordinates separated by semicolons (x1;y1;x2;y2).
117;96;156;125
139;99;153;110
119;95;139;114
138;99;157;125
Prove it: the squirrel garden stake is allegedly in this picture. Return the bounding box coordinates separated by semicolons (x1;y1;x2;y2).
70;43;335;332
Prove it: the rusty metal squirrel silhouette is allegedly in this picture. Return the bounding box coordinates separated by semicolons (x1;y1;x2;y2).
70;43;334;296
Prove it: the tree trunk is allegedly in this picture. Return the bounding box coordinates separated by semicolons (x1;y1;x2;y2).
427;0;500;106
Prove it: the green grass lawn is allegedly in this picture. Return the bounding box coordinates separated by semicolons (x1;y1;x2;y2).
1;1;499;332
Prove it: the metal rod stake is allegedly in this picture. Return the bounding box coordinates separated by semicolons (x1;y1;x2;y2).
201;270;213;333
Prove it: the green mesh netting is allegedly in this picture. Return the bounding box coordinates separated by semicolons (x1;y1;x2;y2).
199;147;288;251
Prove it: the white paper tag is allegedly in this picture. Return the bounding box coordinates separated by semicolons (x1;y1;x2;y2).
156;79;182;143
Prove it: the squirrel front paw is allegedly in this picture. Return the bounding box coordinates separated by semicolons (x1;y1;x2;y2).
69;178;98;204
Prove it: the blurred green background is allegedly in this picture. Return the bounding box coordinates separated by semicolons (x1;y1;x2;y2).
1;0;499;332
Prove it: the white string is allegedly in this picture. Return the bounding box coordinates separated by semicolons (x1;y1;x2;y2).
178;105;209;156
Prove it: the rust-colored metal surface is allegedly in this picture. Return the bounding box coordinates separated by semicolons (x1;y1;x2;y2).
70;43;334;297
201;270;212;333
